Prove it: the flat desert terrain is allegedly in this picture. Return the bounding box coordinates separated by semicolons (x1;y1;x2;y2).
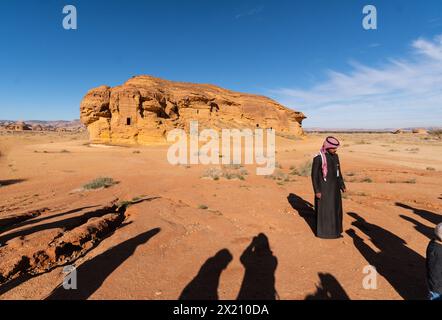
0;131;441;300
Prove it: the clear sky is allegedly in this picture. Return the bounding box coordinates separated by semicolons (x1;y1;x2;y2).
1;0;441;128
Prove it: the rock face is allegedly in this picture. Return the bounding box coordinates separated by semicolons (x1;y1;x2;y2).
80;75;306;144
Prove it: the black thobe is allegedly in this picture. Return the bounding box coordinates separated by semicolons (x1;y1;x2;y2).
426;239;442;295
311;152;346;239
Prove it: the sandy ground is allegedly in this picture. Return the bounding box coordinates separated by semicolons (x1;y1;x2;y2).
0;130;441;300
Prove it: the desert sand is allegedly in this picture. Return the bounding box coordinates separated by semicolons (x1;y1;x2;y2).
0;130;441;300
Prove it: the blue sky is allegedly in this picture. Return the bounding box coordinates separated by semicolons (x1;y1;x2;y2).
0;0;441;128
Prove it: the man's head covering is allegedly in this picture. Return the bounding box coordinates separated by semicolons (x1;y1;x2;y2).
319;136;340;181
435;223;442;241
322;136;340;150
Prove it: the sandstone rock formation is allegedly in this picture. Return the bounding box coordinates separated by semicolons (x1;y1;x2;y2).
412;128;428;134
2;121;32;131
80;75;306;144
0;120;84;133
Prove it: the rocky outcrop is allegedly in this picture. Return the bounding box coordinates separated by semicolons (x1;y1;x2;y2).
412;128;428;134
0;120;84;133
80;75;306;144
1;121;32;131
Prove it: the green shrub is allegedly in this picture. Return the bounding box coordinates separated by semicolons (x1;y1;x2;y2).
83;177;117;190
291;160;312;177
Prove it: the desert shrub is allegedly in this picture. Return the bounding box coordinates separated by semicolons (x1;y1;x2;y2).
202;166;247;181
224;171;245;180
361;177;373;183
133;150;141;154
239;168;249;176
60;149;70;153
404;179;416;184
266;169;291;182
198;204;209;210
83;177;117;190
118;200;133;210
355;140;371;145
426;167;436;171
291;160;312;177
429;129;442;139
222;163;242;170
202;168;223;180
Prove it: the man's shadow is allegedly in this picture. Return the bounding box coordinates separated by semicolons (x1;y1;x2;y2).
396;202;441;226
400;215;435;239
237;233;278;300
287;193;316;236
179;249;233;300
346;212;427;300
46;228;161;300
179;233;278;300
305;273;350;300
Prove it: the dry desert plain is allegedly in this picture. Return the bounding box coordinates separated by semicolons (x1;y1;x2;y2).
0;130;441;300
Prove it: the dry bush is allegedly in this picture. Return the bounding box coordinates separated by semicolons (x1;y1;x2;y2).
83;177;117;190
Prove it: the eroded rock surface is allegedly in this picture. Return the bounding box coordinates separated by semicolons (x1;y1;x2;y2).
80;75;306;144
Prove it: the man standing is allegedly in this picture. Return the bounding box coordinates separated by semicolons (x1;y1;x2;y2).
427;223;442;300
311;136;346;239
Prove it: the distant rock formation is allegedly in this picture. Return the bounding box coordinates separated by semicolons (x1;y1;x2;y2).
80;75;306;144
0;120;84;133
3;121;32;131
412;128;428;134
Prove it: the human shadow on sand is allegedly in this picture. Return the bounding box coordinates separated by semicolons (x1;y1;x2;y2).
0;179;26;187
305;273;349;300
346;212;427;300
46;228;161;300
179;233;278;300
287;193;316;236
237;233;278;300
179;249;233;300
396;202;442;226
400;215;435;239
